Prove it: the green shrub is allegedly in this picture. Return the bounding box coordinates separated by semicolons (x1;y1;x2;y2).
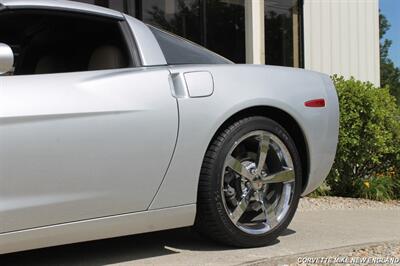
326;76;400;200
355;175;399;201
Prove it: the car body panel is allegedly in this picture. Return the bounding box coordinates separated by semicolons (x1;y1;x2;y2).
0;204;195;254
0;67;178;233
124;15;167;66
150;64;338;209
0;0;339;254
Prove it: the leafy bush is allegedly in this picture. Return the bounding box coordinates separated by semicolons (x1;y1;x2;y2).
355;175;399;201
326;76;400;200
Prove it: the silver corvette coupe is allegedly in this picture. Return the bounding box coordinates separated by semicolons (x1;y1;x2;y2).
0;0;339;254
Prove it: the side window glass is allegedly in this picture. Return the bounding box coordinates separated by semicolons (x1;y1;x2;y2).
0;10;133;75
149;26;232;65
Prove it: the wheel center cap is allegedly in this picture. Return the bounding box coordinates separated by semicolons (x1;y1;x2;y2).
251;176;264;190
243;162;264;190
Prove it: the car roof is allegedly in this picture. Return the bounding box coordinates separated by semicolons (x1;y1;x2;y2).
0;0;123;19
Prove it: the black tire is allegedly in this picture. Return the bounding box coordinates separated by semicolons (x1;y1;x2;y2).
195;116;302;248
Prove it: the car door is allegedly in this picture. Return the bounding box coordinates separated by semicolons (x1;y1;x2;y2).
0;10;178;233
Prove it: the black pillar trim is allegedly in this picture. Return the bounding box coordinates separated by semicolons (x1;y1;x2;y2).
135;0;142;19
95;0;108;7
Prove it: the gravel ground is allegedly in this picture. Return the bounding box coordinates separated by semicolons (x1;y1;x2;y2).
298;196;400;211
250;241;400;266
289;241;400;266
342;241;400;260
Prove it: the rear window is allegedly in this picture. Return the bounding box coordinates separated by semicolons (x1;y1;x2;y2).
148;26;232;65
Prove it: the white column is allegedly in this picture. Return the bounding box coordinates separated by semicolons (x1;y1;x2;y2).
245;0;265;64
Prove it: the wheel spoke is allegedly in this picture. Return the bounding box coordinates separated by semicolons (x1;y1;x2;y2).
230;189;253;224
257;192;278;228
261;167;295;184
256;133;270;175
226;155;254;181
265;204;278;228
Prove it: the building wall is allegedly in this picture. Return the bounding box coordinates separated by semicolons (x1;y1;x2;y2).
303;0;380;86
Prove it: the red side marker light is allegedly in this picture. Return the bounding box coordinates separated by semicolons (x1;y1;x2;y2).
305;98;326;108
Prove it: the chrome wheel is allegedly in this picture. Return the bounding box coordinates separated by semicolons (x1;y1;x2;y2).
221;130;295;235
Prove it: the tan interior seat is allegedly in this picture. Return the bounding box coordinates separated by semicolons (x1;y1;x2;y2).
88;45;127;71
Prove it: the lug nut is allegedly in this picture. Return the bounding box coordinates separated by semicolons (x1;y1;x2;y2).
261;170;267;177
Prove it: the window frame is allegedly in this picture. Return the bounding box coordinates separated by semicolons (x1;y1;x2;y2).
119;20;142;67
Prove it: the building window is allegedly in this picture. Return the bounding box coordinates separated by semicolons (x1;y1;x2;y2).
204;0;246;64
141;0;245;63
264;0;303;67
71;0;304;67
142;0;202;46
